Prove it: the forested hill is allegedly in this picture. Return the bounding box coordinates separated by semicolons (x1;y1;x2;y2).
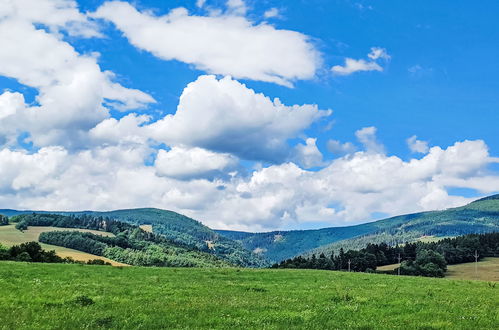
2;194;499;265
0;208;268;267
77;209;269;267
217;194;499;262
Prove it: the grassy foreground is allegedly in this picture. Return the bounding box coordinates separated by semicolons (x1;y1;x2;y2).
1;262;498;329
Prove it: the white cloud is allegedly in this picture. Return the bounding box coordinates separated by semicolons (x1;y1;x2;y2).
0;139;496;231
0;91;25;120
293;138;324;168
355;126;385;154
368;47;390;61
332;47;390;76
93;1;320;86
155;146;238;180
89;113;151;146
149;75;331;162
264;8;280;19
0;1;155;149
0;0;102;38
226;0;247;16
332;58;382;75
407;135;429;154
196;0;206;8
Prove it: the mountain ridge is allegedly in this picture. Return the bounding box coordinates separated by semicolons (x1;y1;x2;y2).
2;194;499;264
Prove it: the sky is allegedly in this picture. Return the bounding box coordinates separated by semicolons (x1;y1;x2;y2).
0;0;498;232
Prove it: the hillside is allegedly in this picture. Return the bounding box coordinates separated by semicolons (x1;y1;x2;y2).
0;209;268;267
217;194;499;262
4;213;231;268
3;194;498;265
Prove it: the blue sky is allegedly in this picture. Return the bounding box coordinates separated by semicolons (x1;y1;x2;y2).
0;0;498;231
68;0;499;162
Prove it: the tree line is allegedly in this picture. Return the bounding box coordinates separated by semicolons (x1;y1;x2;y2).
273;232;499;277
0;215;8;226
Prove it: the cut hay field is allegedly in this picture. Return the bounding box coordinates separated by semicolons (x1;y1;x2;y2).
446;257;499;282
371;258;499;282
0;225;125;266
0;262;498;329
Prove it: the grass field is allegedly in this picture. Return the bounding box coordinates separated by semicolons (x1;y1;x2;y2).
0;225;125;266
0;262;498;329
446;257;499;281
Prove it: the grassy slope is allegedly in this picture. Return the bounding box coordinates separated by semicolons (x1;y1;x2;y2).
0;262;498;329
219;194;499;262
0;225;125;266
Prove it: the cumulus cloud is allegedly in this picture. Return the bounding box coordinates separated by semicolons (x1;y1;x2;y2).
332;47;390;76
93;1;320;86
355;126;385;154
155;146;238;180
0;139;497;231
149;75;331;162
0;1;155;149
407;135;429;154
293;138;324;168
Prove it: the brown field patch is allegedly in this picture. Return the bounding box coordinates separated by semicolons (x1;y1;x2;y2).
139;224;153;233
445;257;499;282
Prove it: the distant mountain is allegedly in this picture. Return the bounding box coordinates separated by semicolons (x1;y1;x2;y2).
0;208;268;267
3;195;499;265
217;194;499;262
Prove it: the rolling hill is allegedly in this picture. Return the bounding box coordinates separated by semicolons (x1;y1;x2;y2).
0;208;268;267
3;194;499;265
217;194;499;262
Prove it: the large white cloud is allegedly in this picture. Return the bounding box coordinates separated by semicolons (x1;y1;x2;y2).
0;139;497;231
0;0;154;149
149;75;331;162
93;1;320;86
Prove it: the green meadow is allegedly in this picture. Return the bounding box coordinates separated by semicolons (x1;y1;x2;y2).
1;262;498;329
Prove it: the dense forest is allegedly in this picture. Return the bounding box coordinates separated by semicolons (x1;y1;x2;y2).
79;209;269;267
0;241;110;265
12;213;231;267
273;232;499;277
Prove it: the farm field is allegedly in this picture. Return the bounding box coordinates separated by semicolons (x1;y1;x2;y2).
446;257;499;281
0;262;498;329
368;258;499;282
0;225;125;266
